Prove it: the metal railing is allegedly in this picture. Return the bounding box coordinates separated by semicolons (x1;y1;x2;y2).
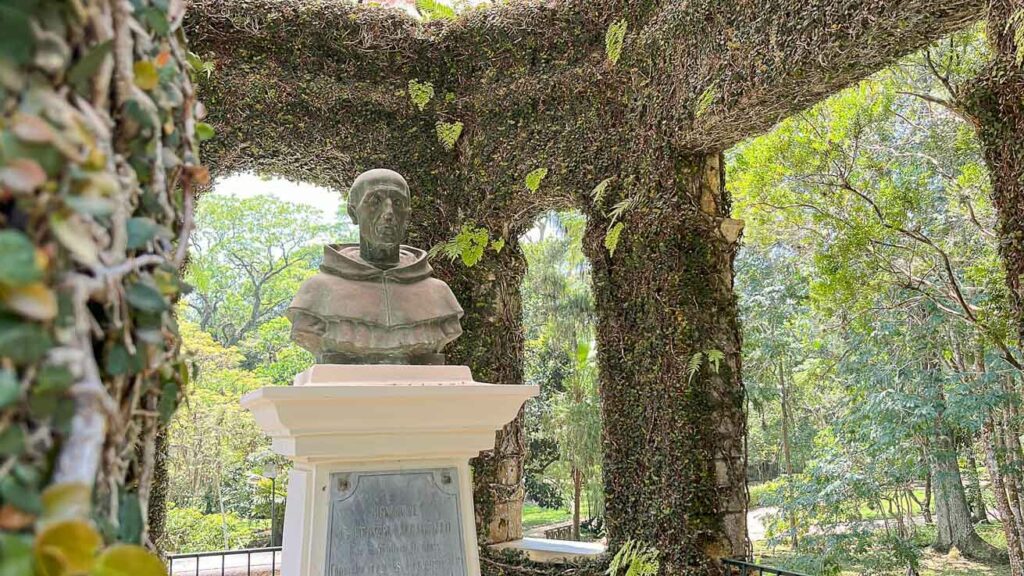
166;546;282;576
723;558;811;576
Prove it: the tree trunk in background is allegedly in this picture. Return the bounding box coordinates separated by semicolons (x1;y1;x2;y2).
922;459;934;524
964;442;988;523
572;467;583;541
590;153;746;573
438;244;529;544
984;416;1024;575
779;360;798;548
961;0;1024;343
932;430;1006;561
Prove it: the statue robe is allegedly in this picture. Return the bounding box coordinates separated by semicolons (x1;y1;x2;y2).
287;244;463;363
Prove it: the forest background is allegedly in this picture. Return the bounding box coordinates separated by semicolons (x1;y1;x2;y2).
163;20;1024;576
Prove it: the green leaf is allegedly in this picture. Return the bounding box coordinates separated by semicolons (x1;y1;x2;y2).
0;475;41;515
126;217;160;250
416;0;455;21
125;281;169;313
0;369;19;409
591;178;613;205
0;316;53;364
694;82;718;118
408;79;434;111
0;5;34;65
140;6;170;36
604;221;625;256
705;349;724;373
0;230;41;286
525;167;548;193
0;534;33;576
133;60;159;91
37;365;73;394
68;40;113;95
0;425;25;456
195;122;215;142
435;121;463;151
605;19;628;65
490;237;505;254
93;544;166;576
117;491;143;544
158;380;179;424
686;351;704;383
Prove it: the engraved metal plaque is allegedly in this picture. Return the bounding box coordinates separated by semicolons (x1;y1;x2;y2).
325;468;466;576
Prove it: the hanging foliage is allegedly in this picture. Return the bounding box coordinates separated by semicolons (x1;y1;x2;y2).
0;0;204;572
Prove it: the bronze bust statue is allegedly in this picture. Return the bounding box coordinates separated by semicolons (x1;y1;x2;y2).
287;169;464;364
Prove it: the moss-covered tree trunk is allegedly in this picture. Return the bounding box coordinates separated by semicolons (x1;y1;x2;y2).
962;0;1024;342
588;153;746;574
431;241;529;543
0;0;202;561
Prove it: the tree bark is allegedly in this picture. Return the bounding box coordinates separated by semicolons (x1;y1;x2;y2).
572;467;583;541
590;153;746;573
964;441;989;523
960;0;1024;343
983;415;1024;575
778;359;798;548
931;430;1006;561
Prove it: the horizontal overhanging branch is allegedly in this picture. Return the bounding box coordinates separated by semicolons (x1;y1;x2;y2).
666;0;987;151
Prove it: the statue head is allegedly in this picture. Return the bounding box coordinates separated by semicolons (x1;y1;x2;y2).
347;169;410;267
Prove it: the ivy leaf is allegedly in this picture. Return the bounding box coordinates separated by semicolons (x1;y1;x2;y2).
126;281;169;313
0;5;34;65
0;158;48;194
604;221;625;256
0;425;25;456
158;380;179;424
127;217;161;250
40;484;92;526
408;79;434;111
49;213;99;266
0;230;42;286
0;316;53;364
140;7;170;36
525;167;548;193
34;519;103;575
0;534;33;576
1;282;58;321
605;19;628;65
36;365;73;394
195;122;215;142
68;40;113;95
0;475;41;515
133;61;159;91
93;544;166;576
117;491;143;544
0;369;19;409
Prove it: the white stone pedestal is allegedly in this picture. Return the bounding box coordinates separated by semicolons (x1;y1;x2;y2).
241;365;538;576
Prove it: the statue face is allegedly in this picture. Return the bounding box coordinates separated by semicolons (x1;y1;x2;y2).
353;184;409;247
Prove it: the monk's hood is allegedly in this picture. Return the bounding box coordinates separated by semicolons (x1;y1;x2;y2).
320;244;434;283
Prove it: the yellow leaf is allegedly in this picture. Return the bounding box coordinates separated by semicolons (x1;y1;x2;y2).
1;282;57;321
40;483;92;526
133;61;158;91
92;545;167;576
49;214;99;266
34;520;102;575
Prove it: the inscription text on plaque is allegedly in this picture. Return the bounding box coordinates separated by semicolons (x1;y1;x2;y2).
325;468;467;576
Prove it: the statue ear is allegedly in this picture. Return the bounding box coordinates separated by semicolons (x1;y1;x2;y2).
347;201;358;224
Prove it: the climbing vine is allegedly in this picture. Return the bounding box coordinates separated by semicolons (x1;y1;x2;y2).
1;0;203;572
